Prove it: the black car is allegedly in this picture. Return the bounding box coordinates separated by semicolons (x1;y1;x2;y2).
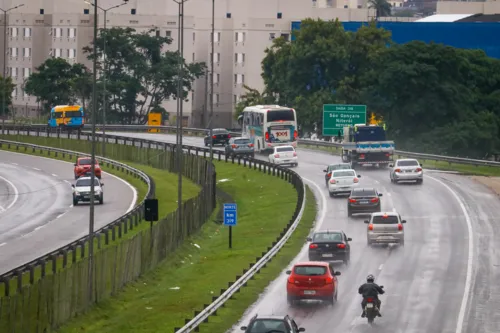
347;188;382;217
307;230;351;265
240;314;305;333
204;128;231;146
323;163;352;186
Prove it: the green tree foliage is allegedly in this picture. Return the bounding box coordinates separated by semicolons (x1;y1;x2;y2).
368;0;392;18
234;85;276;119
0;75;16;117
261;19;500;157
24;58;92;114
83;27;206;124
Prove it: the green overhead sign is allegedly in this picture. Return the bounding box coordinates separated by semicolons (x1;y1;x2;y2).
322;104;367;136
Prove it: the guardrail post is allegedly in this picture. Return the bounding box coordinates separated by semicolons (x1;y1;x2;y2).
80;241;85;258
62;250;68;268
40;260;46;278
2;278;9;296
29;265;35;284
16;270;22;293
51;254;57;274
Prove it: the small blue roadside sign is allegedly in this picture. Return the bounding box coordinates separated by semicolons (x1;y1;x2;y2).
223;203;237;226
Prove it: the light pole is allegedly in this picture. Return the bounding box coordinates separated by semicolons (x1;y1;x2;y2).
87;0;99;306
208;0;214;163
85;1;128;157
1;4;24;134
172;0;187;227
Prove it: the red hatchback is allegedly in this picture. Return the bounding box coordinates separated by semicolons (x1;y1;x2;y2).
286;261;341;306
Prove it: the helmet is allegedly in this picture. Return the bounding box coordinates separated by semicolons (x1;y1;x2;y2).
367;274;375;283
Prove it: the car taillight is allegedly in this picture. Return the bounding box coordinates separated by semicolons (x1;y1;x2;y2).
368;224;374;230
309;244;318;249
248;143;254;147
293;152;297;157
231;144;237;148
327;173;331;178
325;276;333;284
349;198;356;203
359;154;365;159
353;178;359;183
367;297;374;303
371;197;379;203
395;168;401;172
294;130;298;139
330;179;336;184
274;154;280;158
416;167;422;172
288;276;295;284
385;153;390;157
398;223;403;231
265;132;269;141
212;135;216;139
336;244;346;249
228;134;231;138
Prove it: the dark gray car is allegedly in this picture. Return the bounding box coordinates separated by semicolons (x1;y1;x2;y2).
225;137;255;158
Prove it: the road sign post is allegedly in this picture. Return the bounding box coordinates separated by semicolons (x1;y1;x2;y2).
322;104;367;136
223;203;237;249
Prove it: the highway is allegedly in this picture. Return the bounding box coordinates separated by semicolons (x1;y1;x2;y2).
0;150;137;275
103;131;500;333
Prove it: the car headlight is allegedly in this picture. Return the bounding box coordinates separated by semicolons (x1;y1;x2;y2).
95;189;101;194
75;191;80;195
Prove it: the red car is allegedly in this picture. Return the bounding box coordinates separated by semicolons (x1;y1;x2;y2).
74;157;102;179
286;261;341;306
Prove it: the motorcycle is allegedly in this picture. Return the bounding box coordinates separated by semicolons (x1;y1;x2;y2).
364;285;383;324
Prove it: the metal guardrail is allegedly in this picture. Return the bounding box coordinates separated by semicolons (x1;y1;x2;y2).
0;139;154;294
1;126;307;333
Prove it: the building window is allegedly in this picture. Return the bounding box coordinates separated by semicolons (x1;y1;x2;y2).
54;28;62;37
281;33;290;41
10;47;18;57
10;67;17;77
9;27;18;37
192;52;195;62
234;74;244;84
68;28;76;38
235;31;246;43
211;52;220;64
212;31;221;43
11;88;17;98
192;32;195;41
235;53;245;64
166;30;171;37
23;28;32;37
68;49;76;58
269;33;276;40
23;48;31;58
23;90;28;98
55;48;62;57
213;93;219;104
233;94;240;104
213;73;220;84
24;68;31;78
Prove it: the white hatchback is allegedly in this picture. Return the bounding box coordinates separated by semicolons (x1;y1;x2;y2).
328;169;360;197
268;146;298;167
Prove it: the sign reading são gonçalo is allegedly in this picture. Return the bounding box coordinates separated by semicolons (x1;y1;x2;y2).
322;104;367;136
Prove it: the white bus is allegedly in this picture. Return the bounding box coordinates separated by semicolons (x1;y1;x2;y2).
237;105;298;153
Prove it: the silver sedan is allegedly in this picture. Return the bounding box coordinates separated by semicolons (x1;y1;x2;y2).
389;158;423;184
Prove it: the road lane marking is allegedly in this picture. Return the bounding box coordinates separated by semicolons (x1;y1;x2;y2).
0;205;4;212
428;175;473;333
0;175;19;210
52;173;58;177
11;163;17;165
0;242;6;247
378;264;384;270
33;167;41;170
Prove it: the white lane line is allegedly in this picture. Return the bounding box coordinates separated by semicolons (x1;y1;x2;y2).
51;173;58;177
1;149;138;212
34;225;45;231
428;175;473;333
378;264;384;270
64;180;71;184
69;204;73;208
0;242;6;247
11;162;18;165
33;167;41;171
56;213;65;219
0;175;19;210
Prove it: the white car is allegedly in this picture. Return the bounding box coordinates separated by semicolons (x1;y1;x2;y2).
268;146;298;167
389;159;423;184
328;169;360;197
72;176;104;205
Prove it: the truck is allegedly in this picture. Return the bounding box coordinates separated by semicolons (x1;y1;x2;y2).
341;124;395;168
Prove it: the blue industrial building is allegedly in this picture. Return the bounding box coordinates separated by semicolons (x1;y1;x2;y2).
290;18;500;59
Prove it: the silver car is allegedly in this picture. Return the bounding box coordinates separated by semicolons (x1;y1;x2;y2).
389;159;423;184
365;212;406;246
225;137;255;158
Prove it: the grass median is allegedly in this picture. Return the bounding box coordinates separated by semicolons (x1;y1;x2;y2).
299;143;500;176
0;136;200;295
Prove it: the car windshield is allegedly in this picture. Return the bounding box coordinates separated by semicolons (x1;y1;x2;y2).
76;179;100;187
397;160;419;167
333;170;355;178
313;232;342;242
352;189;376;197
372;216;399;224
65;110;82;117
329;164;350;171
78;159;93;165
248;319;287;333
276;147;294;152
235;138;250;144
293;265;327;276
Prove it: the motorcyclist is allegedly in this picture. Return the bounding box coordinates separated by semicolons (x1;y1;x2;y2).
358;274;384;318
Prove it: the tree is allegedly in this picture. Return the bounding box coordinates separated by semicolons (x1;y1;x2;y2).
0;75;16;118
368;0;392;18
84;27;206;124
234;85;276;119
24;58;91;114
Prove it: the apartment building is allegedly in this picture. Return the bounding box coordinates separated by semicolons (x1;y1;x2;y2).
1;0;374;127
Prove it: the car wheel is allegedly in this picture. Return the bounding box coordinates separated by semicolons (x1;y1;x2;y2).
347;208;352;217
343;258;349;266
97;175;101;179
367;238;372;246
73;199;78;206
417;179;423;184
287;295;296;306
74;173;78;180
400;239;405;246
329;192;334;198
99;196;104;205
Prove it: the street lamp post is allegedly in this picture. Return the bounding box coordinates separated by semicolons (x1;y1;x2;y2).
172;0;188;227
208;0;215;163
1;4;24;134
85;1;128;157
87;0;99;306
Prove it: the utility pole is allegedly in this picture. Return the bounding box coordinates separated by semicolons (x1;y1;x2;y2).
172;0;188;227
85;1;129;157
203;68;208;127
88;0;99;306
1;4;24;134
208;0;215;163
